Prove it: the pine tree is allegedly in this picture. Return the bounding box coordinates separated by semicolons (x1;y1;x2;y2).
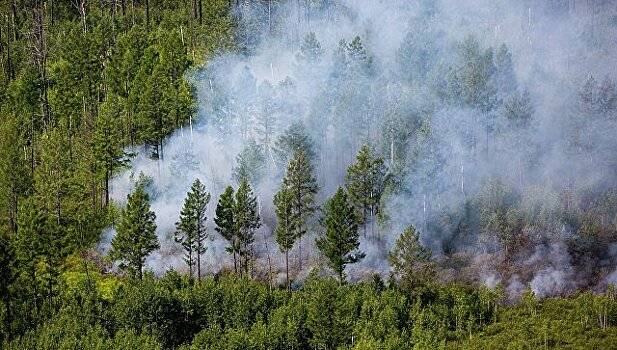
283;150;318;268
234;179;261;276
316;187;365;284
13;198;48;308
94;95;132;207
110;185;159;279
232;140;266;185
345;144;387;238
0;118;31;233
13;197;64;305
274;121;316;167
347;36;374;76
175;179;211;280
273;187;295;291
191;179;210;280
296;32;323;65
388;225;433;289
214;186;239;273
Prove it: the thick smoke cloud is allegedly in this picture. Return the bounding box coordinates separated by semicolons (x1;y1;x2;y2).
106;0;617;296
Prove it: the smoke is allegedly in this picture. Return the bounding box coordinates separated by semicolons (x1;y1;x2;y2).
106;0;617;296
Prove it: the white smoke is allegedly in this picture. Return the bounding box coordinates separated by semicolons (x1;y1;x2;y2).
104;0;617;294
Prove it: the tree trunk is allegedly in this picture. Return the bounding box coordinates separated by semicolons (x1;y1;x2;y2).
105;169;110;207
197;237;201;281
145;0;150;31
131;0;135;25
11;1;17;41
188;248;193;279
285;249;290;292
9;189;18;233
111;0;116;33
5;14;13;79
198;0;202;24
233;249;237;274
49;0;54;25
32;3;51;128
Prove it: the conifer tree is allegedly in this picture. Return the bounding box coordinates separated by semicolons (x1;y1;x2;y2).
316;187;365;284
110;185;159;279
215;186;239;273
0;118;31;233
175;179;211;280
296;32;323;64
234;179;261;276
274;121;316;167
283;150;318;268
345;144;387;237
273;187;295;291
388;225;433;289
232;140;266;185
14;198;64;304
94;95;132;207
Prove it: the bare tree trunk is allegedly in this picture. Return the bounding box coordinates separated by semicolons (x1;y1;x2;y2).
233;249;237;274
49;0;54;25
32;2;51;129
131;0;135;25
4;14;13;80
197;244;201;281
11;1;18;41
286;249;290;291
105;169;110;207
145;0;150;31
198;0;202;25
111;0;116;33
188;249;193;279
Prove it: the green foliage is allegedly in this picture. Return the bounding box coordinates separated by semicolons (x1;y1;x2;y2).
296;32;324;65
345;144;387;235
0;1;232;341
175;179;211;279
233;140;266;185
110;185;159;279
215;186;239;273
274;187;296;290
282;150;319;243
316;187;365;283
2;268;617;350
234;179;261;275
274;121;317;167
389;225;434;290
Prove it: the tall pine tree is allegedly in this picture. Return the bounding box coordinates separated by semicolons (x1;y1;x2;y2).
110;185;159;279
345;144;386;238
273;187;295;291
175;179;211;280
214;186;238;273
388;225;433;289
93;95;132;207
283;150;318;268
316;187;365;284
234;179;261;276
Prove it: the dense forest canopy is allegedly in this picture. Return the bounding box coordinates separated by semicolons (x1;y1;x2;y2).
1;0;617;349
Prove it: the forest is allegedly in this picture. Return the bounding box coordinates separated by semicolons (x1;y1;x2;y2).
1;0;617;349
